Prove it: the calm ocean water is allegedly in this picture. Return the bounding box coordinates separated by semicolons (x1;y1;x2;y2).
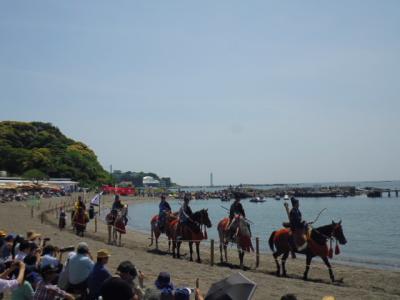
127;180;400;270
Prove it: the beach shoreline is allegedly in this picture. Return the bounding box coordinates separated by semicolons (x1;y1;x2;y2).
1;195;400;299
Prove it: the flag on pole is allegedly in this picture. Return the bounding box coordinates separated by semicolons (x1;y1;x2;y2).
90;192;103;206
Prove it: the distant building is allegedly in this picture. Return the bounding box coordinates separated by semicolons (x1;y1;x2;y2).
143;176;160;187
160;177;172;188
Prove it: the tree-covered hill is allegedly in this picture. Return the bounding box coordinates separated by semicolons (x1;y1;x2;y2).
0;121;110;186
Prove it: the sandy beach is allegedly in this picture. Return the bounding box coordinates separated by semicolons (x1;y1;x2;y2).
1;195;400;300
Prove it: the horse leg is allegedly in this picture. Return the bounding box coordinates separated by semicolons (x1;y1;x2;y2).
172;241;176;258
107;226;112;244
118;233;122;246
303;255;313;280
273;251;281;277
189;242;193;261
224;244;228;262
239;249;245;269
322;256;335;282
177;241;182;259
281;251;289;277
219;242;223;263
196;242;201;263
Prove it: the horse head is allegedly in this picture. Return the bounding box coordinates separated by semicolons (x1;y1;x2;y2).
200;209;212;228
236;215;251;238
332;220;347;245
194;209;212;228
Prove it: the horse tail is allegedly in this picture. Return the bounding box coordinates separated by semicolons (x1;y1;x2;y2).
268;231;276;252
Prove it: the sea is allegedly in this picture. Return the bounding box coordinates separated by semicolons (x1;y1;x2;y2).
126;180;400;271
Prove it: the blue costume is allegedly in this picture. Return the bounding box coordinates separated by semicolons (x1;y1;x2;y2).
158;199;171;231
289;207;303;229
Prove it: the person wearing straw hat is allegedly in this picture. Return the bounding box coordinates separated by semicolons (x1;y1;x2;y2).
26;231;41;243
87;249;112;300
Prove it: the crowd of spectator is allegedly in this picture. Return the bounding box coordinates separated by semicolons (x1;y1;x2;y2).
0;229;205;300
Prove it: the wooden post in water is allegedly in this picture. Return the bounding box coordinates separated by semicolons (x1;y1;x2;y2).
210;239;214;266
256;237;260;268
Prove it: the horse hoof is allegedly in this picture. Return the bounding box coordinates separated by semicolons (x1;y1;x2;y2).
196;259;202;263
189;258;193;262
302;276;308;281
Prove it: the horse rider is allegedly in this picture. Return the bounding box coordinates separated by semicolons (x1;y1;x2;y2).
112;194;124;211
177;194;198;240
158;194;171;233
284;197;307;257
228;194;246;240
75;195;86;211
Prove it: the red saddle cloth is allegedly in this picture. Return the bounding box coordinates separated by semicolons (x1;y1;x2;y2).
115;219;126;234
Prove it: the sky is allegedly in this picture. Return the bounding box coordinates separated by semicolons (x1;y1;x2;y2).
1;1;399;185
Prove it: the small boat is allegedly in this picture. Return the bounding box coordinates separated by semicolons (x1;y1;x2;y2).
274;195;280;200
250;197;266;203
283;194;290;201
220;196;230;202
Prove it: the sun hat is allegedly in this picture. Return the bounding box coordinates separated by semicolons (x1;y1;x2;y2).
0;230;6;238
97;249;111;259
26;231;41;241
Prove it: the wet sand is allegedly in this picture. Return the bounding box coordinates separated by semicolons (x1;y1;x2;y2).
1;194;399;299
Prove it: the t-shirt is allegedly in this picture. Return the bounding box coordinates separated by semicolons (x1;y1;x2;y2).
87;263;112;299
39;255;60;269
11;281;34;300
0;278;19;293
68;254;94;285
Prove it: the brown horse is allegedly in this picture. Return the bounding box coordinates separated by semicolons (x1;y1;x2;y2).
149;211;179;251
218;215;254;269
170;209;212;262
72;207;89;237
268;221;347;282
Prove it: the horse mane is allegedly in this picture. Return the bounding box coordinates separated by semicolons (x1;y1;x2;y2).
192;209;204;222
311;224;334;244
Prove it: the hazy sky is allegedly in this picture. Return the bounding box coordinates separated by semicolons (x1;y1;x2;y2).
1;1;399;185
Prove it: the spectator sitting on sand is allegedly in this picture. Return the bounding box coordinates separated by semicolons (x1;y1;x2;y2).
117;261;145;299
100;277;133;300
67;242;94;297
87;249;112;300
0;261;26;294
40;245;61;271
33;264;74;300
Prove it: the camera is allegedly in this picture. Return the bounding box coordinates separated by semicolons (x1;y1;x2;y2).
59;246;75;253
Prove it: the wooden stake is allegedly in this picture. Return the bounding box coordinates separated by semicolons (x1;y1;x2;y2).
31;206;34;218
210;239;214;266
94;215;97;233
256;237;260;268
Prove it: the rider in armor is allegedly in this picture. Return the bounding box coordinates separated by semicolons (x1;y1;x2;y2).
287;197;307;255
228;194;246;240
112;194;124;211
158;194;171;232
177;194;199;240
